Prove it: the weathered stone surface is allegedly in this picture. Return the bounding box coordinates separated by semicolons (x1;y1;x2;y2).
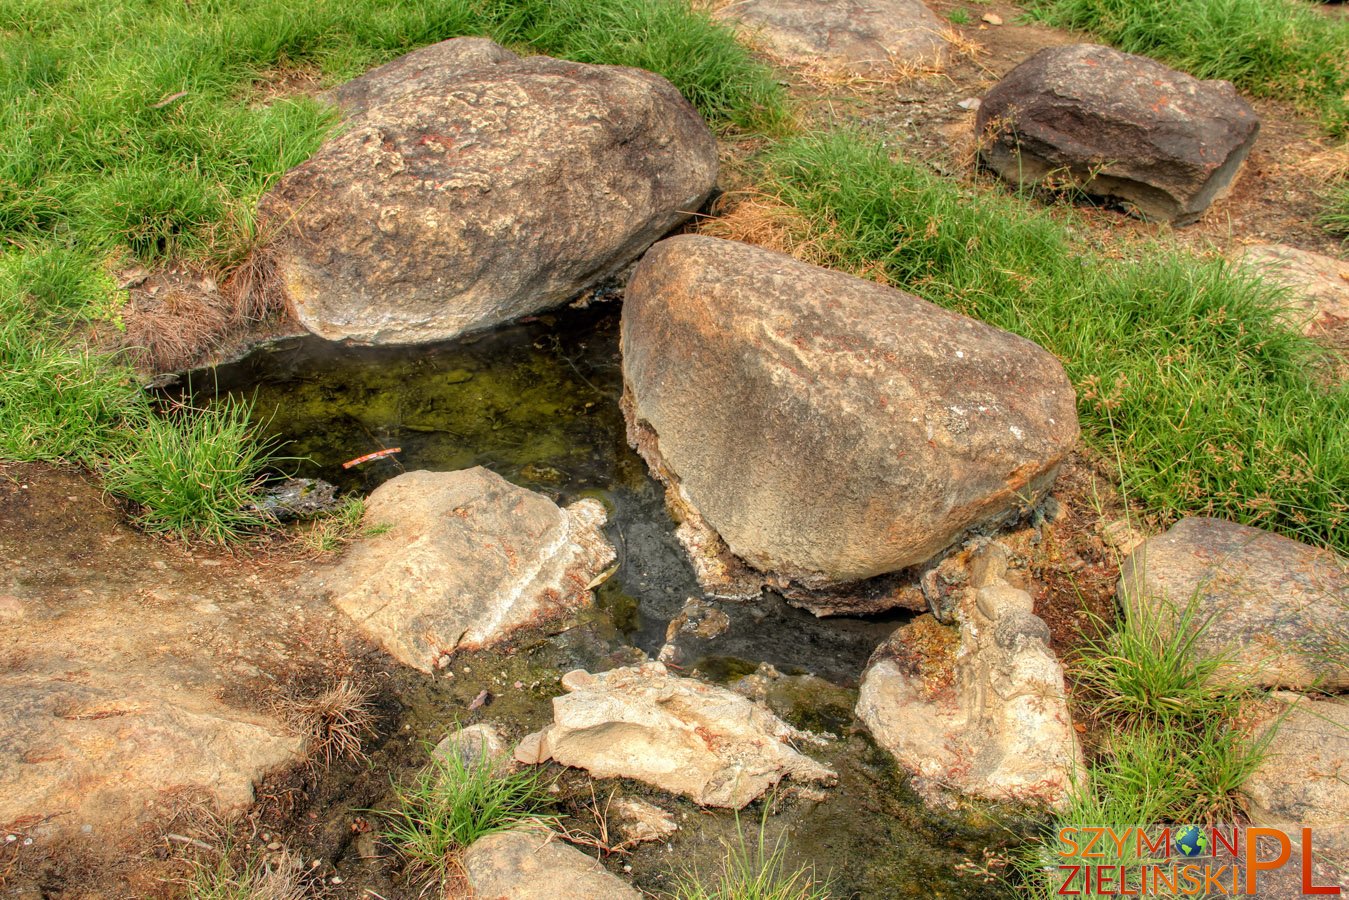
463;828;641;900
609;797;679;845
262;45;718;345
1240;244;1349;335
0;672;301;836
977;44;1259;224
329;468;616;672
717;0;948;76
1119;518;1349;690
518;663;835;808
1243;694;1349;868
620;235;1078;606
323;37;519;116
857;543;1082;808
248;477;340;522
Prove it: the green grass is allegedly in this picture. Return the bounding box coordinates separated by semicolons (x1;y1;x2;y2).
1016;596;1273;898
1024;0;1349;135
377;751;556;882
0;0;785;542
674;815;832;900
1321;181;1349;243
759;131;1349;555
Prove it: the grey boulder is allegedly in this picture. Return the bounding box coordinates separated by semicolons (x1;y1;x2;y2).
977;44;1259;224
261;40;718;344
620;235;1078;608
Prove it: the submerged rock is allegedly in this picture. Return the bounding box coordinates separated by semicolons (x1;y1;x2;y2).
260;39;717;345
609;797;679;845
717;0;949;76
248;477;340;522
432;722;510;771
517;662;835;808
1240;244;1349;335
1119;518;1349;691
328;468;616;672
463;827;641;899
857;543;1082;809
977;44;1259;224
620;235;1077;610
1242;694;1349;868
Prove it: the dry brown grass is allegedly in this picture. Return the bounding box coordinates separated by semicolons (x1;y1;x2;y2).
281;679;376;769
221;245;288;324
115;282;232;373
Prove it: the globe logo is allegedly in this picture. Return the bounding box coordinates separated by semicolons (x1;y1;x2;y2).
1174;825;1210;858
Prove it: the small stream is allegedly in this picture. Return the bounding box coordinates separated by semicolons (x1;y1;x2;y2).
193;304;1021;898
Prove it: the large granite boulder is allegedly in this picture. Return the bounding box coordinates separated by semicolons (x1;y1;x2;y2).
328;468;616;672
1119;518;1349;691
261;40;718;345
857;542;1083;809
463;828;642;899
1240;244;1349;335
620;235;1078;608
716;0;949;76
1242;694;1349;870
516;663;835;809
977;44;1259;224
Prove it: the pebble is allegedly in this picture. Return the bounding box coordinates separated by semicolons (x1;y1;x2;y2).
958;97;982;111
983;13;1003;25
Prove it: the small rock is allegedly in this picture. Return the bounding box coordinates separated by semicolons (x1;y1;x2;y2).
858;544;1082;809
1119;518;1349;690
329;468;616;672
609;797;678;845
1099;518;1146;555
432;723;510;771
957;97;982;110
248;478;340;522
977;44;1259;224
520;662;835;808
463;828;642;899
981;13;1003;25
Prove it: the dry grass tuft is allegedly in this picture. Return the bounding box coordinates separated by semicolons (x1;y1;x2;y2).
116;285;231;373
221;246;288;324
697;191;828;263
285;679;376;768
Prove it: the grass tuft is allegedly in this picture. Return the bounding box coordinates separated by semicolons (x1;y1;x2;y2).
377;752;556;883
1321;180;1349;243
755;131;1349;555
1024;0;1349;135
101;397;275;543
286;678;376;768
674;813;832;900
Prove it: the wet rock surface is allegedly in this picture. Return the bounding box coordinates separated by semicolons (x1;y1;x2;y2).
857;542;1082;809
717;0;949;76
518;662;836;808
327;467;616;673
621;235;1078;607
248;477;340;521
1119;518;1349;690
463;827;642;899
977;44;1260;224
261;42;717;345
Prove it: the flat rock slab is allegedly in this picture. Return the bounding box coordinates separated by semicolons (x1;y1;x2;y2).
857;544;1082;809
620;235;1077;606
717;0;949;76
1119;518;1349;691
1243;694;1349;869
261;40;717;345
463;828;641;899
518;662;835;808
329;468;616;673
1;673;301;836
1240;244;1349;335
977;44;1259;224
